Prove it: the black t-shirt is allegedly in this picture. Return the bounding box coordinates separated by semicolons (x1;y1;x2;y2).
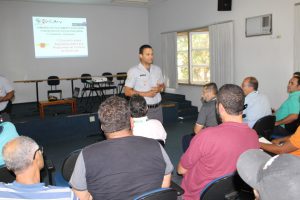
70;136;172;200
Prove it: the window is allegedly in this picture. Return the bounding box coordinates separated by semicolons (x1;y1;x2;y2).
177;29;210;85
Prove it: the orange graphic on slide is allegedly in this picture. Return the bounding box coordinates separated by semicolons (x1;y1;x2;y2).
37;43;47;48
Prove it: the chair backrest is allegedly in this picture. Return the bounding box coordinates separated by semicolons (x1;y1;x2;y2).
102;72;113;82
285;113;300;134
116;72;127;81
47;76;60;86
134;188;177;200
61;149;81;182
0;165;15;183
81;73;92;84
200;172;252;200
253;115;276;141
73;87;80;98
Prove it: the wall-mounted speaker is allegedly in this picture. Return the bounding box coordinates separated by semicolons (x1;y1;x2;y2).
218;0;232;11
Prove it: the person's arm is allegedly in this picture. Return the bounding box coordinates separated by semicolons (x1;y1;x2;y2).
271;136;290;145
260;139;298;154
0;90;14;102
161;174;171;188
275;114;299;126
124;86;157;97
72;189;92;200
177;162;188;175
158;144;173;187
194;124;204;134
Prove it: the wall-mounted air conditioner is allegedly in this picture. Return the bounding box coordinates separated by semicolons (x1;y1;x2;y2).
245;14;272;37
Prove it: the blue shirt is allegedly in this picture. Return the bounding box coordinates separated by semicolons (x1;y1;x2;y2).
0;122;19;166
243;91;272;128
0;181;78;200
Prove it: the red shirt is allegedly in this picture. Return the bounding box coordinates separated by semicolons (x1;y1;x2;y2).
180;122;259;200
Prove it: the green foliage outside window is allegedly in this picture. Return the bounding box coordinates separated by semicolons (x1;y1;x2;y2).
177;31;210;84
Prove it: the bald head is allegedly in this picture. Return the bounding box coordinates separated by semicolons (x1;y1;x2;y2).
241;77;258;95
3;136;40;174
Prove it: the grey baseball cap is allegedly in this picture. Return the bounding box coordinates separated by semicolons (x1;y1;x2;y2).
237;149;300;200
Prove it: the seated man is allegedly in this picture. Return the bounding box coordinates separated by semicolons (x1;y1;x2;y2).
177;84;259;200
241;76;271;128
237;149;300;200
0;121;19;166
70;96;173;200
129;94;167;143
0;136;78;200
260;125;300;156
274;76;300;136
182;82;219;152
0;75;14;121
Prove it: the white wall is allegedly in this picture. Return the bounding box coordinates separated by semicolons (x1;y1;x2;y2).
0;1;149;103
149;0;298;110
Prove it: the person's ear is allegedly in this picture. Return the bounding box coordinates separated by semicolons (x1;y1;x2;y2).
218;103;226;115
130;117;134;129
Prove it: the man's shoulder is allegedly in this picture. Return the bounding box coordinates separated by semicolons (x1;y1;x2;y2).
84;136;158;150
127;65;139;73
146;119;164;126
150;64;162;71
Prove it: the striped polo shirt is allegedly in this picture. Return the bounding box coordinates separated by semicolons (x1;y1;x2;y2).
0;181;78;200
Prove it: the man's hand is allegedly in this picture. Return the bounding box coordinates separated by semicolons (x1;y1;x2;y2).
151;86;160;93
145;89;158;97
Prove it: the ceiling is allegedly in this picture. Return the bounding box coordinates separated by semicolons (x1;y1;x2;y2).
0;0;168;7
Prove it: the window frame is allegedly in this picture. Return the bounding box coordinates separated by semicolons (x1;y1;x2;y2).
177;28;210;86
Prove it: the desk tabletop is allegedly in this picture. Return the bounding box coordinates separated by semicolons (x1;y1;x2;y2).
14;74;127;83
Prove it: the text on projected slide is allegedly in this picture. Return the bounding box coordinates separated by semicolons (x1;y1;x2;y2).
32;17;88;58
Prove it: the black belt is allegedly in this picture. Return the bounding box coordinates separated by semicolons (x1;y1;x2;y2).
148;102;161;109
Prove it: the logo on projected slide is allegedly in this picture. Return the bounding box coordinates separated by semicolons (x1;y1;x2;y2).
36;43;47;48
35;18;62;25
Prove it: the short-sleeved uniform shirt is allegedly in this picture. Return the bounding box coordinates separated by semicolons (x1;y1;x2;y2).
125;63;164;105
276;91;300;126
0;76;14;111
180;122;259;200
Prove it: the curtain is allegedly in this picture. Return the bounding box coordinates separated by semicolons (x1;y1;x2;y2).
209;21;234;88
161;32;177;89
295;3;300;72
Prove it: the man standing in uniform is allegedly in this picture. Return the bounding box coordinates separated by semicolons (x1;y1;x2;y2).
125;44;165;123
0;75;14;121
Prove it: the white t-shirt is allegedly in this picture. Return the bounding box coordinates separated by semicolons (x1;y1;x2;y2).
132;116;167;143
0;76;14;111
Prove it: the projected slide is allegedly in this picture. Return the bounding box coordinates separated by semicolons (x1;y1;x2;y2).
32;17;88;58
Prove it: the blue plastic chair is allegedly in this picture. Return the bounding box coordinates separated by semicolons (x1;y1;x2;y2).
200;172;254;200
134;188;177;200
